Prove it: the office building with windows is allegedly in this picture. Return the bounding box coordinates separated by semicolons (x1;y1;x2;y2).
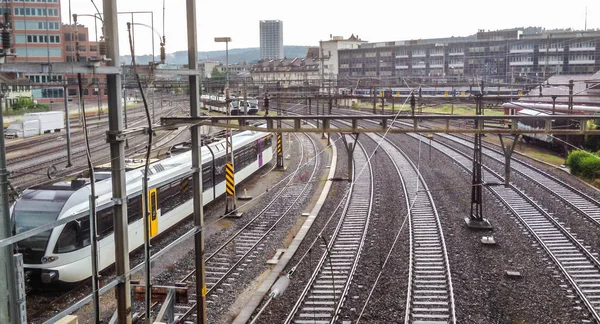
0;0;65;102
63;24;106;101
338;28;600;85
260;20;284;60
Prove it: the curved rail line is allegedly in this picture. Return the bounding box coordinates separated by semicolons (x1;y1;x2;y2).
440;133;600;227
368;132;456;324
175;132;319;322
411;133;600;321
285;139;373;324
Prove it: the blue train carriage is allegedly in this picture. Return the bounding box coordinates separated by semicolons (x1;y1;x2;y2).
12;129;274;284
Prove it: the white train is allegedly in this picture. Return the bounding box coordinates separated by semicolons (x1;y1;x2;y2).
200;94;259;115
12;129;273;284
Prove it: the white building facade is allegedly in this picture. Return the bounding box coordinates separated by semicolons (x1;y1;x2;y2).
260;20;284;60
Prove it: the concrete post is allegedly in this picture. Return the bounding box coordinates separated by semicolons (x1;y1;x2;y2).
102;0;131;322
186;1;207;323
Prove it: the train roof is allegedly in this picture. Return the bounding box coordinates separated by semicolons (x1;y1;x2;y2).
517;108;549;116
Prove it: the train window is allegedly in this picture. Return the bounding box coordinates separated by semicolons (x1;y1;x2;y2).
128;196;142;223
182;176;194;200
54;219;91;253
151;192;157;220
202;167;213;191
97;207;114;239
14;191;73;263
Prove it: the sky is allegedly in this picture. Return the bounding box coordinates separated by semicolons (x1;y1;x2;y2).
64;0;600;56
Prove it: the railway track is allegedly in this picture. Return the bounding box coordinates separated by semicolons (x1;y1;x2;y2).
7;105;168;167
284;139;372;324
3;104;153;153
8;104;188;191
174;132;320;323
439;133;600;227
411;133;600;321
368;132;456;324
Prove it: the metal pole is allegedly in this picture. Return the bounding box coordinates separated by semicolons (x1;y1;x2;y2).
226;41;229;89
102;0;131;322
186;1;207;323
152;89;155;124
94;16;102;120
123;88;129;148
0;95;19;324
276;83;284;169
63;85;72;167
88;195;100;324
568;79;574;112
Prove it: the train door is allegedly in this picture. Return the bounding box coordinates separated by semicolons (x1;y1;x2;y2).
148;188;158;237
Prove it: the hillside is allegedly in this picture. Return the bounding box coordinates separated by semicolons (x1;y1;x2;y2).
121;46;309;65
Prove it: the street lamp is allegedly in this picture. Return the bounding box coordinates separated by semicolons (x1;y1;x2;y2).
214;37;232;89
214;37;237;215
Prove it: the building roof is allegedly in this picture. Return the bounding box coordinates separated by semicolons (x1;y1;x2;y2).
520;70;600;106
251;57;319;73
306;47;319;59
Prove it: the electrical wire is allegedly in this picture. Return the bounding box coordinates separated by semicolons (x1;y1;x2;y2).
76;72;101;323
89;0;104;23
128;22;154;323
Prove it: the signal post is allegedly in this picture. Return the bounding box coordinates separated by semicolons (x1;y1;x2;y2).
275;84;286;171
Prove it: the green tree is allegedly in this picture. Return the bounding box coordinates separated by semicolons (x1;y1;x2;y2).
12;97;35;110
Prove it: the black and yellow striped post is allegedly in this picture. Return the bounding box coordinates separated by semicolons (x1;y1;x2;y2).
276;132;285;170
225;162;236;214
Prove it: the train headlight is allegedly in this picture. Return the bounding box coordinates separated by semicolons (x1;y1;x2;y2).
41;256;58;264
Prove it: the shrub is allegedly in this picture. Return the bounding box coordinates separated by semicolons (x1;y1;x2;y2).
585;135;600;151
579;155;600;179
12;97;35;111
566;150;590;175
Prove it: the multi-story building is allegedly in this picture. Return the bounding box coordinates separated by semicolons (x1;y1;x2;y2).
250;57;319;86
62;23;106;102
338;28;600;85
199;61;221;79
1;0;65;102
260;20;284;60
317;34;366;81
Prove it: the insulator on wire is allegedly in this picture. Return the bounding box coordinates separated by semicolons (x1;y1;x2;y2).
3;11;11;27
98;39;107;57
2;29;11;51
160;44;166;64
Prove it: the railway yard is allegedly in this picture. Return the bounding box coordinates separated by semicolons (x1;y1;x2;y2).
2;0;600;323
4;92;600;324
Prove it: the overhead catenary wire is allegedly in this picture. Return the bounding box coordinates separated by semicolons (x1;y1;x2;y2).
76;71;101;324
127;21;154;323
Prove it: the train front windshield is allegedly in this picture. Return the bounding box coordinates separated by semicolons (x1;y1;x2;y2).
13;190;73;264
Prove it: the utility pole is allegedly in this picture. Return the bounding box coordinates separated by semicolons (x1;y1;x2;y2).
276;82;285;170
465;92;492;229
123;87;129;148
63;83;72;167
224;88;237;214
187;1;207;323
102;0;131;322
0;94;19;324
568;79;574;112
544;34;551;79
